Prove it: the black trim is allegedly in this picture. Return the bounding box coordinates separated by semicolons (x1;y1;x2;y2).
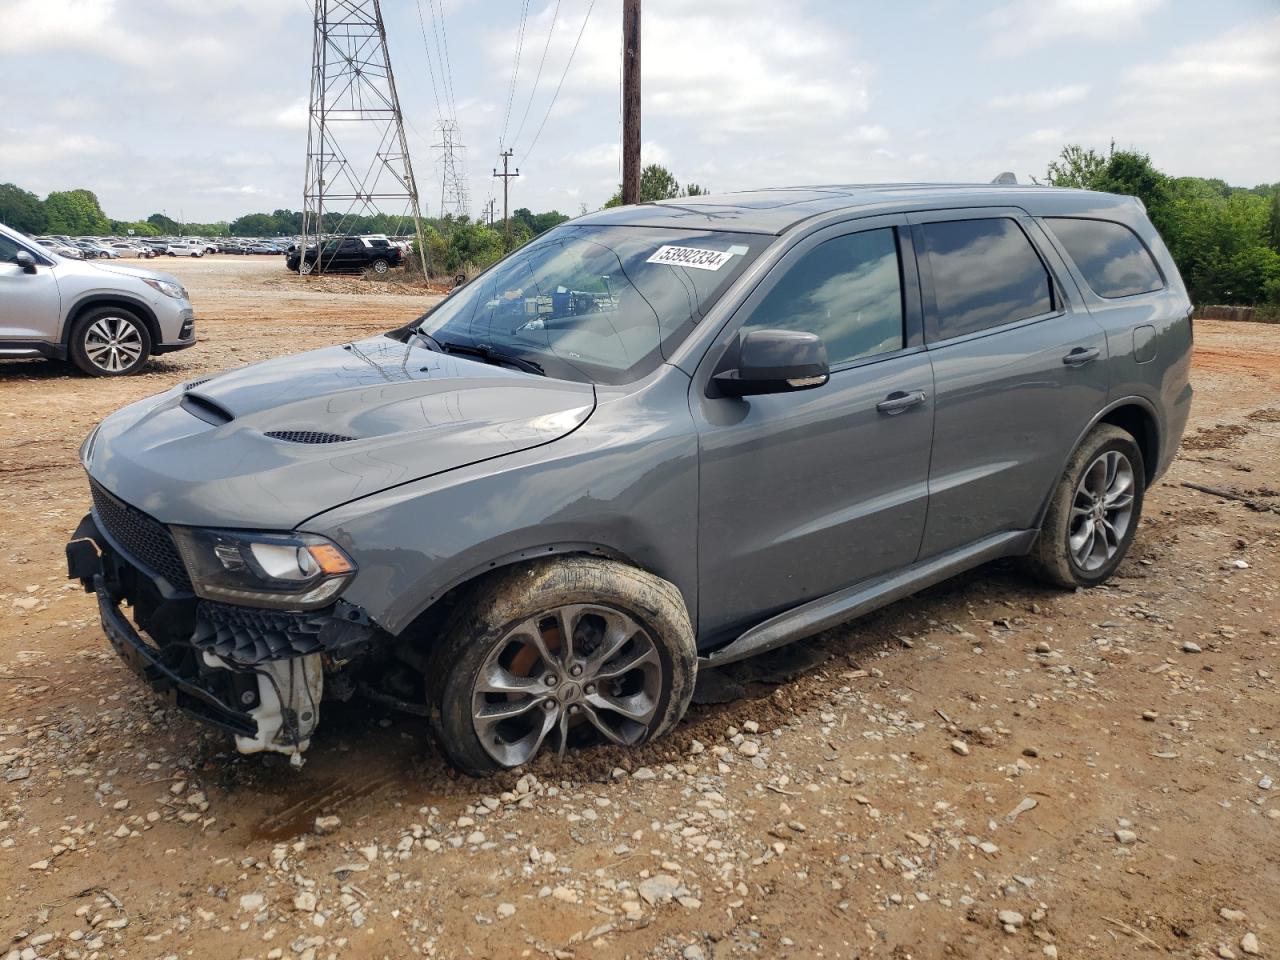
153;338;197;355
0;340;67;360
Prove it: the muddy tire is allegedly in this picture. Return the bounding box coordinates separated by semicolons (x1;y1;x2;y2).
1024;424;1145;589
428;558;697;777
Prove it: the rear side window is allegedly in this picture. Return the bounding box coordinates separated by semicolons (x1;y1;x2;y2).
1046;217;1163;298
742;228;904;367
921;218;1053;339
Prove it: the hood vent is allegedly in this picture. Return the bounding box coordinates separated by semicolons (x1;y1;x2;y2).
181;393;234;426
185;377;212;390
265;430;356;444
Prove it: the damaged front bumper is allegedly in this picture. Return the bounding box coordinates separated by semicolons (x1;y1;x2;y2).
67;510;380;763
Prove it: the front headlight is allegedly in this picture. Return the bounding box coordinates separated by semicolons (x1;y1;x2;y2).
170;527;355;610
142;277;188;300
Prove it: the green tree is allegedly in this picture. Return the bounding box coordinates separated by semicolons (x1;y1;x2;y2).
43;189;110;235
109;220;160;237
1267;188;1280;254
1042;144;1110;189
683;182;709;197
147;212;181;234
512;207;571;235
229;212;279;236
604;163;685;207
1096;149;1171;232
0;183;46;234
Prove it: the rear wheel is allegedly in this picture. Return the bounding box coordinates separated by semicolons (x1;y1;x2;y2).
68;307;152;376
1025;424;1145;588
370;258;390;276
429;558;697;776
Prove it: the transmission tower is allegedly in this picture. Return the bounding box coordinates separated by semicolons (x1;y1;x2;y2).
434;120;470;222
301;0;428;276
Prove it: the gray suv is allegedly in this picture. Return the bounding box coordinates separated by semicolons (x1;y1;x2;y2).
1;222;196;375
66;185;1192;774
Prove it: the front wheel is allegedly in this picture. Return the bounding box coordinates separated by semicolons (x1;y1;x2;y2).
68;307;152;376
1025;424;1145;588
429;558;697;776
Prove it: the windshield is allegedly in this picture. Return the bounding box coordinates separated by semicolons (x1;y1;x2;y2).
413;224;767;385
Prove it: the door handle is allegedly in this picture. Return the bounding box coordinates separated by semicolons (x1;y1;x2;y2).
876;390;927;415
1062;346;1101;366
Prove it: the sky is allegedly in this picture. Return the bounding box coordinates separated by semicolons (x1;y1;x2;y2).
0;0;1276;225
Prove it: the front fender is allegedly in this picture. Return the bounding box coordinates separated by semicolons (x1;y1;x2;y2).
306;400;700;637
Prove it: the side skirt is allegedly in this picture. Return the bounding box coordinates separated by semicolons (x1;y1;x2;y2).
699;529;1037;668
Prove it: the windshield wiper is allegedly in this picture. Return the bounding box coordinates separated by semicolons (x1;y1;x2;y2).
415;329;544;376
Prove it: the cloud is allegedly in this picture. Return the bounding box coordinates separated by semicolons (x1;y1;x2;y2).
493;0;872;145
990;85;1090;110
1103;13;1280;182
984;0;1164;54
0;126;123;169
0;0;231;68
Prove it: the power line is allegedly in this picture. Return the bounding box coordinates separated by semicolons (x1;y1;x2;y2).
413;0;446;121
509;0;561;153
499;0;532;149
430;0;459;120
521;0;596;166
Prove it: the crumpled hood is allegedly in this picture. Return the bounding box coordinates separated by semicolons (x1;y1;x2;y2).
86;335;596;529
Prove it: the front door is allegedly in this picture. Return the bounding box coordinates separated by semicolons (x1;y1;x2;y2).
0;234;61;341
691;217;935;643
909;209;1110;557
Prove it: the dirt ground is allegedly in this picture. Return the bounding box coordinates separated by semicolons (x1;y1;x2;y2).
1;256;1278;960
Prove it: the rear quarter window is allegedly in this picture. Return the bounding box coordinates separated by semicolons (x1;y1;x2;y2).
1045;217;1163;299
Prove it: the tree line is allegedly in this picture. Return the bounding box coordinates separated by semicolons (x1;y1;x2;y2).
4;150;1278;304
1039;144;1280;308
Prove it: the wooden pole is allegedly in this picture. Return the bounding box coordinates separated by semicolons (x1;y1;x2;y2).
621;0;641;205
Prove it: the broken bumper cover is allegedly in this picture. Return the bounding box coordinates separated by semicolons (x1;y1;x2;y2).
68;510;380;760
94;583;258;738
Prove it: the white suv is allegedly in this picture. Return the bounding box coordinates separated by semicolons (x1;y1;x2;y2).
166;241;205;257
0;222;197;375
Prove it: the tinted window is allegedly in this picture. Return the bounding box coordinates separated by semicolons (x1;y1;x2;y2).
1046;217;1163;298
742;228;904;367
921;218;1053;339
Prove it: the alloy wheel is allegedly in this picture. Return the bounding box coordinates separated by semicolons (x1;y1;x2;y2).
471;604;663;768
84;316;144;373
1068;450;1135;572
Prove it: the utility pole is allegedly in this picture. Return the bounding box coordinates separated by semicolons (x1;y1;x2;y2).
483;198;497;225
302;0;428;277
621;0;641;206
493;148;519;244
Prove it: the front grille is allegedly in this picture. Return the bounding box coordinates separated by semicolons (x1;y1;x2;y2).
264;430;356;444
90;480;192;592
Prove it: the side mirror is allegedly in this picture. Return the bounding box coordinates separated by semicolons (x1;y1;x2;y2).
14;250;37;274
712;328;830;398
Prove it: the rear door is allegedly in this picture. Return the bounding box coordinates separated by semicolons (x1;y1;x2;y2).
691;216;935;642
909;208;1109;557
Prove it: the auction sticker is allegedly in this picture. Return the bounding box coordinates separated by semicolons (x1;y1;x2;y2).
646;245;736;271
